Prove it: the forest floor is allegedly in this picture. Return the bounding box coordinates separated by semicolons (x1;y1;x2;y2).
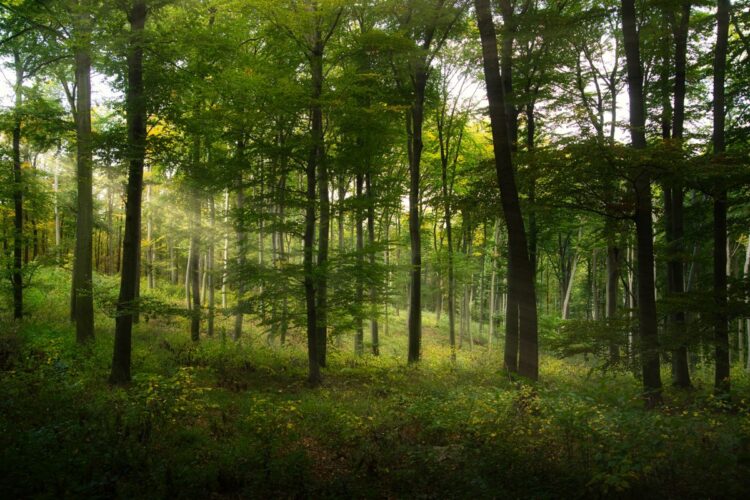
2;268;750;498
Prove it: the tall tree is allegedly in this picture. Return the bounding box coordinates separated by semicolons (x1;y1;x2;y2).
620;0;662;407
475;0;538;380
664;1;692;388
110;0;147;385
72;0;95;343
713;0;731;397
400;0;464;363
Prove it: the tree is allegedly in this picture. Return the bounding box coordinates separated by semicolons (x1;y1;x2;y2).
713;0;730;397
71;0;95;343
110;0;148;385
397;0;465;364
620;0;662;407
663;1;692;388
474;0;538;380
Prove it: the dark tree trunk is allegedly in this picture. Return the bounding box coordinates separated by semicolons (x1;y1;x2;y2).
234;163;246;341
207;196;215;337
475;0;539;380
407;68;428;363
366;168;379;355
667;1;692;388
11;55;23;320
312;36;329;370
190;194;201;342
441;138;456;361
605;230;621;363
73;4;95;343
713;0;730;397
305;37;325;385
355;170;364;355
110;0;147;385
621;0;662;407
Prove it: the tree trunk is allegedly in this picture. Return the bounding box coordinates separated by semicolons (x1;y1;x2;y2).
407;67;428;363
54;162;61;252
234;163;246;341
338;175;346;253
366;168;379;355
355;170;364;356
442;135;456;361
73;5;95;342
475;0;538;380
11;53;23;320
562;252;579;320
667;1;692;388
190;195;201;342
146;180;155;290
110;0;147;385
185;239;192;310
713;0;730;397
478;225;487;339
208;196;215;336
621;0;662;406
591;249;599;321
313;38;330;370
605;230;621;362
489;219;501;350
222;189;229;308
304;36;325;385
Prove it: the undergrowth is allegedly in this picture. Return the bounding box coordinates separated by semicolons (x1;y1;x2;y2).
1;268;750;498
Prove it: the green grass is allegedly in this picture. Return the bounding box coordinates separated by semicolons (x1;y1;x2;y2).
2;267;750;498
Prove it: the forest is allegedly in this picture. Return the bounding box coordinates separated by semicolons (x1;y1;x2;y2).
1;0;749;497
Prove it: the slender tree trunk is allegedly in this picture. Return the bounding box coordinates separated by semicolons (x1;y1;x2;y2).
355;170;364;356
366;168;379;355
562;253;579;320
667;1;692;388
475;0;538;380
234;163;246;341
73;6;95;342
713;0;730;397
222;189;229;308
605;227;621;362
190;195;201;341
304;37;325;385
278;150;289;344
168;241;176;285
312;39;330;370
107;188;115;275
337;175;346;253
407;67;428;363
526;104;538;279
54;162;61;252
11;54;23;320
133;231;141;324
393;214;401;316
146;180;155;290
110;0;147;385
591;249;599;320
442;141;456;361
621;0;662;406
185;239;192;310
208;196;215;336
478;225;487;339
489;219;500;350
